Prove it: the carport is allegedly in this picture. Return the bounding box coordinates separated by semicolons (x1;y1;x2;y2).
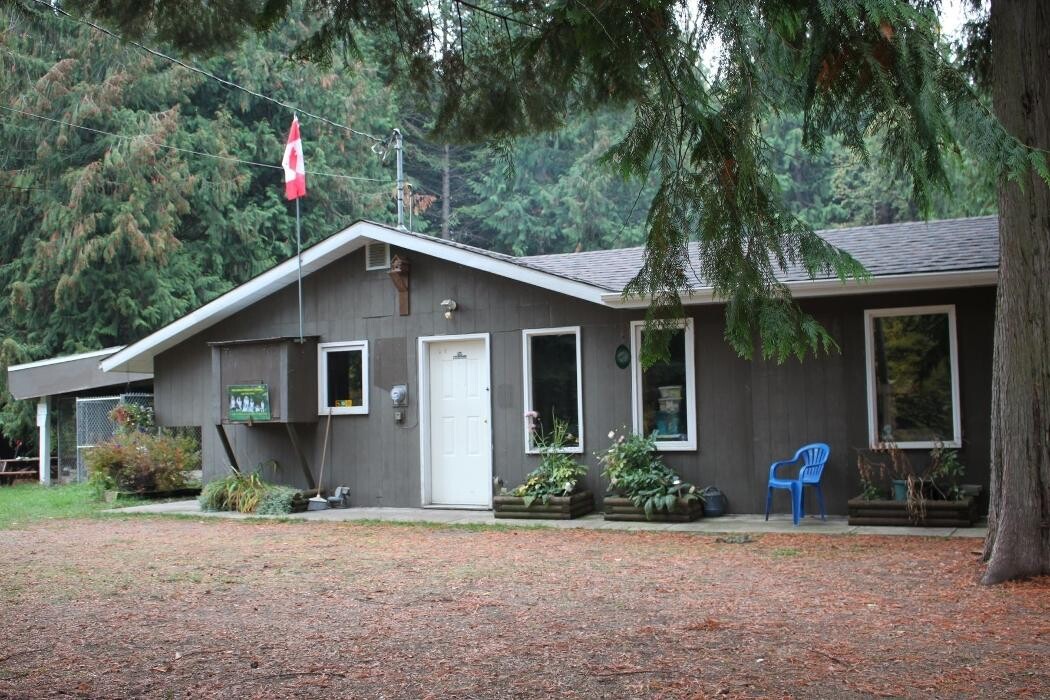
6;347;152;484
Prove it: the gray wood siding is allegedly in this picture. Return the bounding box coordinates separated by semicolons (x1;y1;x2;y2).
153;245;995;514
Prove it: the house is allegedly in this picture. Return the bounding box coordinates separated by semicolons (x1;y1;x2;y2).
96;215;998;514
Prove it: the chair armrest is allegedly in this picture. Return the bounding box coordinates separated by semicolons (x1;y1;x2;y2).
768;458;797;480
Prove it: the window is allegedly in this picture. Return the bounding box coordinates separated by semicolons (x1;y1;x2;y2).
318;341;369;415
523;327;583;453
631;319;696;451
865;306;961;448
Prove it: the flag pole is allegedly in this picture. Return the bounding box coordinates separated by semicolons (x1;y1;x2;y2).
296;196;303;343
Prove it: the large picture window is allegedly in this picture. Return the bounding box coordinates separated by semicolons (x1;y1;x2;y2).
865;306;961;448
631;319;696;451
318;341;369;415
522;327;583;453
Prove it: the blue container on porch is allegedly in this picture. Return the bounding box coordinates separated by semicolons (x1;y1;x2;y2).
701;486;726;517
892;479;908;501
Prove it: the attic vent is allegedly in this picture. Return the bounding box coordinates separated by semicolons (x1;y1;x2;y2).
365;242;390;270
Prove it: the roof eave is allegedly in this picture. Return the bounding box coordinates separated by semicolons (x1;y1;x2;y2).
599;268;999;308
102;221;609;374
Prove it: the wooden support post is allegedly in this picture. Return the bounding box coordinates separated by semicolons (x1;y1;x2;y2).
36;398;50;486
285;423;317;490
215;423;241;473
388;255;411;316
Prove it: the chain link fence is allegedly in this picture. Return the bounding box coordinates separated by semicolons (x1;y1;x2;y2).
74;393;153;482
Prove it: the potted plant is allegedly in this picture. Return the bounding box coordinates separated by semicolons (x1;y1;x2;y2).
493;417;594;519
599;429;703;522
848;443;978;527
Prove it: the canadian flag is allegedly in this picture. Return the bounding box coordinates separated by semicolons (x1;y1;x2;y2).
282;115;306;200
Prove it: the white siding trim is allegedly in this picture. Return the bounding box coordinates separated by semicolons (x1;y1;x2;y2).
630;319;697;452
521;326;584;455
864;304;962;449
317;340;369;415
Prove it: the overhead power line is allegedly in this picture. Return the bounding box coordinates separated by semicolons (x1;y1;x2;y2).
25;0;387;144
0;104;392;184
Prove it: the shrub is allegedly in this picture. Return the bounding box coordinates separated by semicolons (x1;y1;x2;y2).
199;471;268;513
256;485;304;515
86;430;199;494
513;418;586;506
598;429;700;518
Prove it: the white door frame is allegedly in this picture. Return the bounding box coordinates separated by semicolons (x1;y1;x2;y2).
417;333;493;507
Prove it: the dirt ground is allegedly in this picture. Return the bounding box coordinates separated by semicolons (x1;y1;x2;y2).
1;517;1047;699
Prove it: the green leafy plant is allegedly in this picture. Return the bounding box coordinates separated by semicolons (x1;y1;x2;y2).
256;485;306;516
929;444;966;501
86;430;198;495
598;429;700;518
513;417;586;507
199;470;269;514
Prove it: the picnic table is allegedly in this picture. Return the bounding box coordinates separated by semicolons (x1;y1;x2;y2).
0;458;54;485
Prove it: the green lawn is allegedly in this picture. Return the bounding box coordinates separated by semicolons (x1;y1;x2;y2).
0;483;142;529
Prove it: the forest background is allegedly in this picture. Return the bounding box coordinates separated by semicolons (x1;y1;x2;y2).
0;7;994;443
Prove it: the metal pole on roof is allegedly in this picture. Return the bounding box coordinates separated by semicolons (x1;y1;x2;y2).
394;128;405;230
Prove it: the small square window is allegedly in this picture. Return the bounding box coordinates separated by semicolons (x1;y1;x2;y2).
319;341;369;415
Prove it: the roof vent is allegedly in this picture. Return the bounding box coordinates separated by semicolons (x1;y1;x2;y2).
365;242;390;271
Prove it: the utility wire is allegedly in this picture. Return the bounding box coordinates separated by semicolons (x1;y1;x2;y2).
0;104;393;184
25;0;387;144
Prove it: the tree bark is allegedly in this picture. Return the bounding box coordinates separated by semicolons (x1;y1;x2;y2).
982;0;1050;584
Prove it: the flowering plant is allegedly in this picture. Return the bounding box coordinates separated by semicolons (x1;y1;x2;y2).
108;402;155;435
512;415;587;507
598;429;700;518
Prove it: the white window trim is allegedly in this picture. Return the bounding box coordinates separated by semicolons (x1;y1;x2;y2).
318;340;369;415
630;319;697;451
522;326;584;455
864;305;961;449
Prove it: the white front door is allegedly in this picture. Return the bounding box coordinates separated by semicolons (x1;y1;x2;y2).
427;337;491;506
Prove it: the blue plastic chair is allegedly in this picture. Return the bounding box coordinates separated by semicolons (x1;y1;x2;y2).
765;443;830;526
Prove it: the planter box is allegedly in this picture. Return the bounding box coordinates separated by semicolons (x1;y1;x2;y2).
493;491;594;519
603;496;703;522
104;487;202;503
847;496;978;527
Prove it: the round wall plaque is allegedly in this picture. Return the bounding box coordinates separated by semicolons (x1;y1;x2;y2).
614;344;631;369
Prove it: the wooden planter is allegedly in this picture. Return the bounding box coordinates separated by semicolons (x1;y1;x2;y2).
847;496;978;527
493;491;595;519
603;496;703;522
104;487;202;503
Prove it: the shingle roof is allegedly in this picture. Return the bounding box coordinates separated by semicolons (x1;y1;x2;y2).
516;215;999;292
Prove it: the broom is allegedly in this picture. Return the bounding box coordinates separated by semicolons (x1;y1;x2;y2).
308;413;332;510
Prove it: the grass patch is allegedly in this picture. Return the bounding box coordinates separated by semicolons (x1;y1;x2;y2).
771;547;802;557
0;482;144;529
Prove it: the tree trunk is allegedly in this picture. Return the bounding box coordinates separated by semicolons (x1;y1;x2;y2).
982;0;1050;584
441;143;451;239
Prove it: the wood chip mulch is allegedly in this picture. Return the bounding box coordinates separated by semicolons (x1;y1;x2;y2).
1;518;1047;698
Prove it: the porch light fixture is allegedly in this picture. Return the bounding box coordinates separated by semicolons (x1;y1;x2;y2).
440;299;458;319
